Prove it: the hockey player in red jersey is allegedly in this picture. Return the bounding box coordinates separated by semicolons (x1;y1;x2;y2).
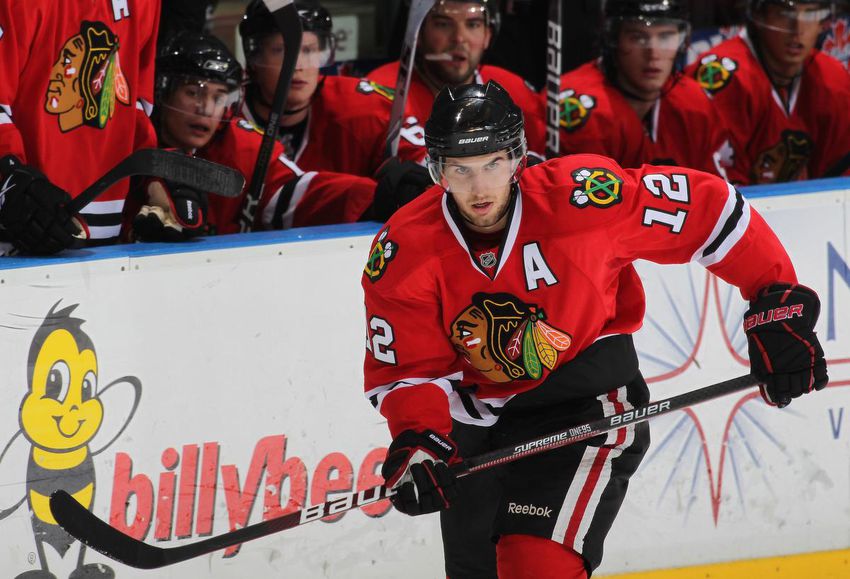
686;0;850;184
239;0;428;178
126;31;425;240
362;81;827;578
0;0;161;254
553;0;740;181
366;0;547;157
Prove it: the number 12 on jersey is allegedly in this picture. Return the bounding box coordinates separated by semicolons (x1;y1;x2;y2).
641;173;690;234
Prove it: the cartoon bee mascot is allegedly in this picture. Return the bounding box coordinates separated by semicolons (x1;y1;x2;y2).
0;302;141;579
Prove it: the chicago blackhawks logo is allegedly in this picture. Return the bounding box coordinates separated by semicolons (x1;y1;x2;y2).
450;293;572;383
751;129;812;184
356;79;396;102
570;168;623;208
45;21;130;133
559;89;596;133
364;228;397;282
694;54;738;94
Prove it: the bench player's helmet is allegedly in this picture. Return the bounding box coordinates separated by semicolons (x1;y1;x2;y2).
427;0;501;36
240;0;336;69
748;0;834;34
424;80;526;190
156;31;244;122
601;0;691;81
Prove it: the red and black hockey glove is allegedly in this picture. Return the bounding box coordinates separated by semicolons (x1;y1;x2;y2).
0;155;83;255
368;158;433;221
133;178;208;242
381;429;459;516
744;283;828;407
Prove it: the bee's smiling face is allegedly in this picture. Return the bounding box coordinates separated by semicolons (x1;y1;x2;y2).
21;329;102;451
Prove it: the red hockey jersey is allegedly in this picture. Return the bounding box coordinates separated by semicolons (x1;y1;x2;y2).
686;32;850;184
196;119;377;234
241;75;426;178
366;63;546;157
553;62;740;181
0;0;160;241
362;156;795;437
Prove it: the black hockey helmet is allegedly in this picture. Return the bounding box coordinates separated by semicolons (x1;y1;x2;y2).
155;31;244;124
427;0;501;36
601;0;691;81
747;0;834;33
425;80;526;187
241;0;335;65
156;31;243;98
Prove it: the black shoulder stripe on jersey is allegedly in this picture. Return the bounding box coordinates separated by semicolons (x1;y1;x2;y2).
79;212;122;227
457;389;483;421
271;178;301;229
701;188;744;260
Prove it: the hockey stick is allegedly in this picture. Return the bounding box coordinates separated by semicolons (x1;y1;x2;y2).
50;373;758;569
544;0;562;159
66;149;245;214
384;0;436;159
238;0;303;233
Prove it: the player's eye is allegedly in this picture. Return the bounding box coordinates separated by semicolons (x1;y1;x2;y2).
81;371;97;401
45;361;70;402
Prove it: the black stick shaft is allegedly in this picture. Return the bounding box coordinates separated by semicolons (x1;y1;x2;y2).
239;0;302;232
50;373;758;569
545;0;562;159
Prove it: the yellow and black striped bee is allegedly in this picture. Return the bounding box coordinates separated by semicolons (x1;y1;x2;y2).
0;302;141;579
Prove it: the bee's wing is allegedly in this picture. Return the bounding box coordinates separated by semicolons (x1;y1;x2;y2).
0;430;28;518
90;376;142;456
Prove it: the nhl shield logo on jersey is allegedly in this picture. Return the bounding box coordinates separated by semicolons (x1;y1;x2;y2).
45;21;131;133
559;89;596;133
364;228;397;282
694;54;738;94
450;293;572;383
570;168;623;208
356;79;396;102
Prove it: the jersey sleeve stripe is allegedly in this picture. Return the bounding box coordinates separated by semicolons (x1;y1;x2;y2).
279;170;317;229
136;98;153;117
0;104;11;124
365;372;463;410
692;182;751;267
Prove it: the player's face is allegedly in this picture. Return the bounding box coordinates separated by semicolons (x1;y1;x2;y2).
45;35;85;114
615;21;683;99
419;2;492;87
159;80;231;151
444;151;514;233
755;3;828;74
253;32;322;112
